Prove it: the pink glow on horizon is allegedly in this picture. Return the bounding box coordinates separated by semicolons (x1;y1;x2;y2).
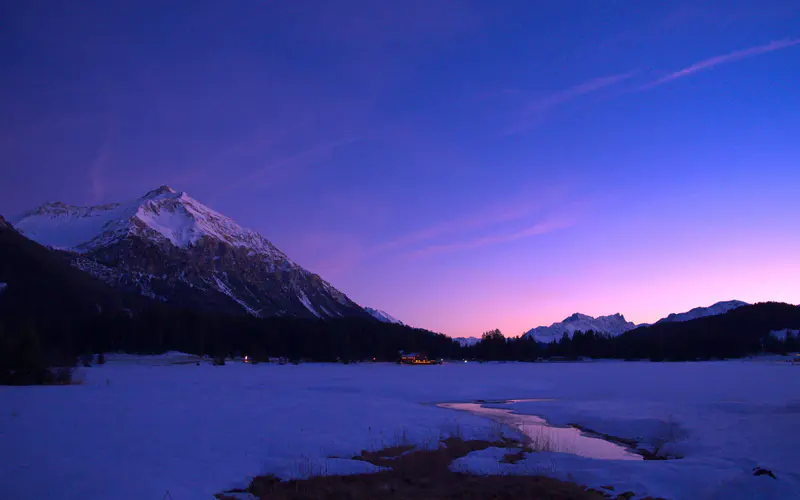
334;203;800;338
419;255;800;338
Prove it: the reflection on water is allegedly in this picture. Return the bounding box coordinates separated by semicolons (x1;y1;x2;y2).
438;402;642;461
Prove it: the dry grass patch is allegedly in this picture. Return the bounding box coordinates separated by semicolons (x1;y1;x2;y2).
499;448;531;464
218;437;610;500
222;470;609;499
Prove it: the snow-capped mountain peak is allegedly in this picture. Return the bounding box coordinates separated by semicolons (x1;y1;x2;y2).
141;185;177;199
656;300;748;323
564;312;595;323
524;312;637;343
10;186;363;319
11;188;291;263
364;307;403;325
454;336;480;347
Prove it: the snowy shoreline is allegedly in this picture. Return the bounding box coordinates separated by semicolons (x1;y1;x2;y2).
2;358;798;499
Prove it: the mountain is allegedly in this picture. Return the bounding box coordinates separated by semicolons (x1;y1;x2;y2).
454;336;480;347
0;216;149;318
524;313;637;343
1;217;464;374
656;300;748;323
9;186;366;319
619;302;800;360
364;307;403;325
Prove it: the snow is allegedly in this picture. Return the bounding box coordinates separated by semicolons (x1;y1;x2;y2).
454;336;480;347
2;360;799;500
656;300;748;323
297;291;322;318
524;313;637;342
8;202;132;251
450;446;517;475
364;307;403;324
769;329;798;341
209;275;260;317
219;493;257;500
9;187;293;264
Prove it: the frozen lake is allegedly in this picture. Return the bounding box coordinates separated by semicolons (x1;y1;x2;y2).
1;357;798;499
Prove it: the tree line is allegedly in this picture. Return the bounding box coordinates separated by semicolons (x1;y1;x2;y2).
0;307;463;384
3;301;799;384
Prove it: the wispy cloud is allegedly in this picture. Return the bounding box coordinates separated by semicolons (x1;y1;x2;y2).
411;217;573;257
526;73;635;114
377;188;568;252
505;72;634;134
212;138;357;200
372;186;581;260
88;111;119;203
642;38;800;89
378;202;538;252
285;231;367;280
89;142;111;202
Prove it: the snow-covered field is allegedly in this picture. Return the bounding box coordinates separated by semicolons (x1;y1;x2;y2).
1;357;798;499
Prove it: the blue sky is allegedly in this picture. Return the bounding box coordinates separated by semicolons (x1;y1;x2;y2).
1;0;799;336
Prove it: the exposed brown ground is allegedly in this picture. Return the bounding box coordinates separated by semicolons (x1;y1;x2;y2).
216;437;652;500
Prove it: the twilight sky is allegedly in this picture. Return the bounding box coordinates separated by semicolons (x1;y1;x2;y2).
1;1;799;336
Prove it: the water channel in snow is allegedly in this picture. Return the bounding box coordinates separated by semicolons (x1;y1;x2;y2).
438;401;643;461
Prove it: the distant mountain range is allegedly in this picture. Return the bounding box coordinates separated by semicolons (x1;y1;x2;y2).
655;300;748;323
8;186;379;320
523;301;750;343
524;313;636;342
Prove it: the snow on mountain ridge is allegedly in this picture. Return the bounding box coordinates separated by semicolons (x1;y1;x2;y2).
11;186;291;263
454;336;480;347
364;307;403;325
656;300;748;323
524;313;637;343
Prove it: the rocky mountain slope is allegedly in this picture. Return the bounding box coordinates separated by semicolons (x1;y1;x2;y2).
9;186;367;319
364;307;403;325
0;216;150;318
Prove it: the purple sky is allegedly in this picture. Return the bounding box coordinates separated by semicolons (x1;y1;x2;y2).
2;1;799;336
